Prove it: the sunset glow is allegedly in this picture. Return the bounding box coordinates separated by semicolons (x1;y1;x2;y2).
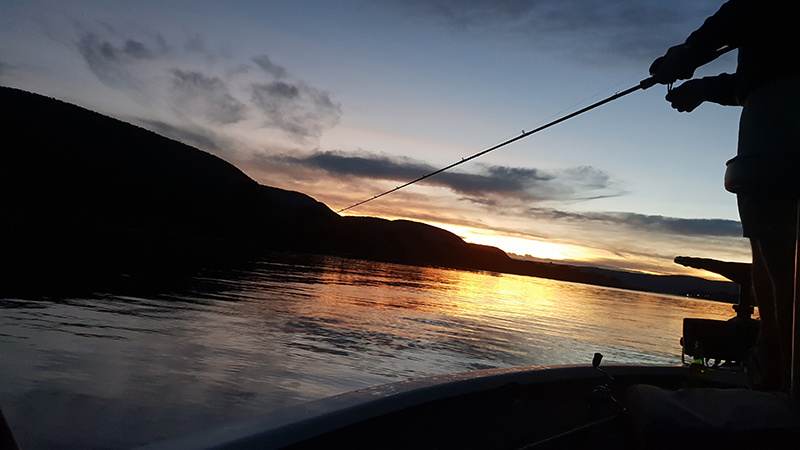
431;223;592;261
0;0;751;277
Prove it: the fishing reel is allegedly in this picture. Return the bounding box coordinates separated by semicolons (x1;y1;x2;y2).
587;353;624;414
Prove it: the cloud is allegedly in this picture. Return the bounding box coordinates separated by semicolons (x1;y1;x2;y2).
253;55;287;79
277;150;429;179
248;148;744;274
269;150;621;202
251;80;341;138
527;207;742;237
76;28;168;89
170;69;246;124
393;0;722;64
72;23;341;141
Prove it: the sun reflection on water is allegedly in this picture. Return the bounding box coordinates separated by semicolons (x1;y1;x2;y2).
252;256;736;367
0;254;738;449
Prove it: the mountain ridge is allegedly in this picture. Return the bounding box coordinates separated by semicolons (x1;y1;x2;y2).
0;86;738;302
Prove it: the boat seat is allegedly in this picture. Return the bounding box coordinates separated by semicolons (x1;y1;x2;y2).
625;384;800;449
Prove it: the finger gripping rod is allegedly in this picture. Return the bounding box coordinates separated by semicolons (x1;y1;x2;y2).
640;44;736;90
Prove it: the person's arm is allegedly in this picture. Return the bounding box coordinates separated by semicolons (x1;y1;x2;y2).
650;0;756;84
665;73;740;113
685;0;755;55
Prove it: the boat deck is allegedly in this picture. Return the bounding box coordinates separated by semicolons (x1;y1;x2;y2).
139;364;748;450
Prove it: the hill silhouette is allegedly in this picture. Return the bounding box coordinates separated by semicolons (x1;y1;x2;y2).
0;86;737;301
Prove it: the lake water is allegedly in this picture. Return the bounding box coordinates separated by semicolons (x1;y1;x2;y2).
0;254;736;449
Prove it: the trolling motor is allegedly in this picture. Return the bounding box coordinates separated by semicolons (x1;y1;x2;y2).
675;256;759;370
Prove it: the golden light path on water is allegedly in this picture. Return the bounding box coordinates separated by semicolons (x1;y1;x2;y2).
308;260;733;365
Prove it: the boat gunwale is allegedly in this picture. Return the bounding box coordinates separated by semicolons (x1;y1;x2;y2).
136;364;693;450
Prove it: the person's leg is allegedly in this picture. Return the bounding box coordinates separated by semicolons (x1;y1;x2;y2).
752;233;796;393
751;239;782;390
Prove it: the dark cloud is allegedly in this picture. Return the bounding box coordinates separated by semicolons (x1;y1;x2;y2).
527;207;742;237
251;81;341;138
184;36;207;54
285;150;430;179
0;60;10;76
255;81;299;100
394;0;722;64
271;150;620;202
170;69;246;124
76;29;167;88
121;39;156;59
249;54;341;138
73;24;341;140
137;119;221;151
611;212;742;237
253;55;287;79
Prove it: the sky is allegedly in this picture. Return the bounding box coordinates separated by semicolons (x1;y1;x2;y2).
0;0;751;278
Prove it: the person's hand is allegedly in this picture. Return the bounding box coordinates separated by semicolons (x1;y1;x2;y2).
649;44;699;85
665;79;708;113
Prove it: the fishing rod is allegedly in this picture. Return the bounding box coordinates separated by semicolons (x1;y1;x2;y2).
337;46;735;214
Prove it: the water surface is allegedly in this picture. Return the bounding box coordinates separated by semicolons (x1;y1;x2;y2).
0;254;735;449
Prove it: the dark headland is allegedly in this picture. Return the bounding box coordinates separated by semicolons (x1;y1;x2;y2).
0;86;738;301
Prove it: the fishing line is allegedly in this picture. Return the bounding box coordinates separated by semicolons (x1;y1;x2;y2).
336;80;650;214
526;72;646;131
337;46;734;214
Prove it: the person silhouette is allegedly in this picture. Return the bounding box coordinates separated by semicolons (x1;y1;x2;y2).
649;0;800;393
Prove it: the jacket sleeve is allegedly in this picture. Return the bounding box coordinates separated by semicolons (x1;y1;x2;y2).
684;0;756;57
697;73;740;106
